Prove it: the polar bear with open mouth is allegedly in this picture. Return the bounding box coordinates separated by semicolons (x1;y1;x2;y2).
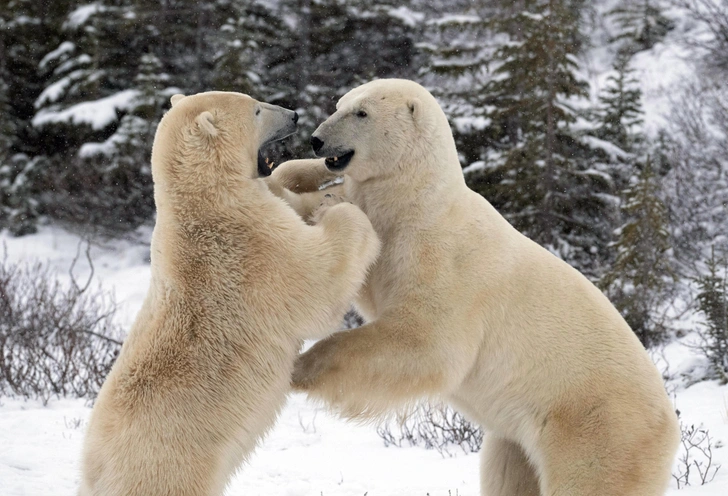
79;91;380;496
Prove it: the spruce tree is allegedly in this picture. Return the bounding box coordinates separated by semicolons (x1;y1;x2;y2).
695;248;728;382
466;0;617;275
10;0;421;235
418;3;494;167
30;0;268;233
610;0;674;55
590;50;646;200
273;0;419;155
31;1;144;232
602;158;674;346
0;21;14;165
597;52;644;153
0;0;71;235
0;36;24;233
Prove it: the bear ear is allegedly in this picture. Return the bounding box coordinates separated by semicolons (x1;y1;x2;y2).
195;111;218;137
407;98;419;116
170;94;185;107
407;98;432;133
407;98;430;131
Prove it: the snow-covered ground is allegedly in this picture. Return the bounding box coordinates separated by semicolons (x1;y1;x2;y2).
0;226;484;495
0;222;726;496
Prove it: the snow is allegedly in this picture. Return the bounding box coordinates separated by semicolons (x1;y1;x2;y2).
0;225;726;495
428;15;481;27
581;135;631;161
387;6;425;28
462;161;486;175
582;1;698;139
78;140;116;158
35;74;75;109
65;4;102;30
452;116;492;133
32;90;139;131
55;54;92;76
38;42;75;71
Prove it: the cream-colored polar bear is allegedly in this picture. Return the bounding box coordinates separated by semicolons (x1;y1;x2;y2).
276;79;680;496
79;91;380;496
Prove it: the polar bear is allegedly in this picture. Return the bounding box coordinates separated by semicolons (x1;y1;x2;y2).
277;79;680;496
79;91;380;496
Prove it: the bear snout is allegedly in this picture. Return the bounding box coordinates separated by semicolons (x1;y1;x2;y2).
311;136;324;154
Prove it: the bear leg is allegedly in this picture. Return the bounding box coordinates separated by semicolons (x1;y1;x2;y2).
481;434;541;496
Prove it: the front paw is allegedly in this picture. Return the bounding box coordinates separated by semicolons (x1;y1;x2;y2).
272;158;331;194
292;338;342;392
311;194;346;225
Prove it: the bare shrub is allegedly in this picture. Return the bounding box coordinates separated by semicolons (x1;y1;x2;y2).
377;403;483;456
672;416;722;488
0;244;122;404
673;0;728;74
662;79;728;272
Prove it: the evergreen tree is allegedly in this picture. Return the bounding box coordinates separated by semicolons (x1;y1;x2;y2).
610;0;674;55
134;52;168;131
31;1;147;232
78;52;169;230
30;0;272;232
466;0;617;275
596;52;644;153
417;4;492;166
272;0;420;156
0;43;29;235
602;158;674;346
695;247;728;382
589;50;646;204
0;18;14;165
0;0;72;234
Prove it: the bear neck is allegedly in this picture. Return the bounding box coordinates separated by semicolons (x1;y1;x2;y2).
347;144;466;232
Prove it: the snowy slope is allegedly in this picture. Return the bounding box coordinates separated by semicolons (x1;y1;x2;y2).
582;0;699;138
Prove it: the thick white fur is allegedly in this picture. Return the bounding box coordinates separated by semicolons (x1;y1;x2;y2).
277;79;680;496
79;91;380;496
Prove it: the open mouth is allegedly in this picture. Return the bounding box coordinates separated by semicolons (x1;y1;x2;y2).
257;119;298;177
325;150;355;171
257;147;275;177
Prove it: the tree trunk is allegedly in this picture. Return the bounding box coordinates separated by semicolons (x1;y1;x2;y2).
543;0;557;245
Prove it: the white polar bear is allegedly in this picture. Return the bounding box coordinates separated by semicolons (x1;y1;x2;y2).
79;91;380;496
276;79;680;496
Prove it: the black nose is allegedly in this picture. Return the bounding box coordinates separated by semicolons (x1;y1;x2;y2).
292;112;299;124
311;136;324;153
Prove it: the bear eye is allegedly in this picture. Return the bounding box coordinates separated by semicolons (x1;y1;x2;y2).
255;108;261;116
356;110;367;118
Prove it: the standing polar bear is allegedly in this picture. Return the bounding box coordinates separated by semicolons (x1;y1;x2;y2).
277;79;680;496
79;91;380;496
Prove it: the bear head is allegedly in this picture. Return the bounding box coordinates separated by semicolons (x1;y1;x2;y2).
309;79;455;182
152;91;298;191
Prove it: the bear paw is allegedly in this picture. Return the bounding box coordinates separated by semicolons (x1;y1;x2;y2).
291;335;343;392
311;193;346;224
